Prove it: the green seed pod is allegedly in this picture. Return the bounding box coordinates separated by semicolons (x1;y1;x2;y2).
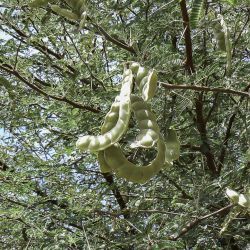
29;0;50;7
165;129;180;162
238;194;250;208
213;22;226;51
130;95;160;148
135;110;156;121
101;99;120;133
135;66;148;85
132;129;159;148
76;61;179;182
51;5;79;21
76;69;133;152
138;120;160;132
79;11;87;29
77;0;86;13
76;100;131;151
104;138;167;184
65;0;85;13
141;69;158;101
130;62;140;74
97;150;111;173
130;63;158;101
219;15;232;76
226;188;239;204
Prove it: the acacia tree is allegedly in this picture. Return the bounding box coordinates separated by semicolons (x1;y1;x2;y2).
0;0;249;249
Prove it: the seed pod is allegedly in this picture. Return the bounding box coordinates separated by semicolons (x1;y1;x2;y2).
165;129;180;162
219;15;232;76
76;69;133;152
226;188;239;204
101;99;120;134
51;5;79;21
238;194;250;208
79;11;87;29
97;150;111;173
135;66;148;85
65;0;86;20
29;0;50;7
104;138;167;184
132;129;159;148
97;99;120;173
131;63;158;101
76;101;131;151
76;61;180;182
130;62;140;74
213;22;226;51
140;69;158;101
130;95;160;148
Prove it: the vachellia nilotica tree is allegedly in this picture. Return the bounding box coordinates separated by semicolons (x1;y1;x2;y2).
27;0;180;184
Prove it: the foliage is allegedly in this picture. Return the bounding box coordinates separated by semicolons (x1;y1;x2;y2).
0;0;249;249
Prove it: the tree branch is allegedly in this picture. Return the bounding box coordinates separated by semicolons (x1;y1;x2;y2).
161;173;193;200
102;173;130;219
0;160;8;171
0;62;100;113
181;144;201;151
179;0;220;177
160;82;250;98
0;14;65;60
0;18;102;88
169;204;234;241
93;209;197;218
232;11;250;57
195;94;218;176
90;22;137;56
43;10;137;55
179;0;195;73
217;113;236;173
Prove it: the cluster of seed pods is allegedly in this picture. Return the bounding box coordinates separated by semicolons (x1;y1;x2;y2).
76;63;180;183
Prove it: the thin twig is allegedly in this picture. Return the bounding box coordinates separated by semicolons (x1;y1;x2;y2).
232;12;250;57
63;23;106;90
161;173;193;200
13;41;21;70
217;83;250;173
195;94;218;176
0;62;100;113
169;204;234;241
81;221;92;250
94;209;197;218
179;0;195;73
160;82;250;98
102;173;130;219
90;21;137;56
